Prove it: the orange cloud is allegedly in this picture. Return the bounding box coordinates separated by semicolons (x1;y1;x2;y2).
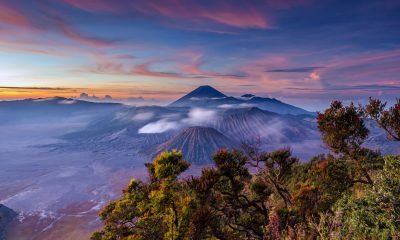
309;71;320;80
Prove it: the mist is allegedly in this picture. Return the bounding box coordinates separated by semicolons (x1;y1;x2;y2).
138;108;217;133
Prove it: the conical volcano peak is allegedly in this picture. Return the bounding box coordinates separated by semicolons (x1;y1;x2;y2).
157;126;235;164
187;85;227;99
169;85;228;107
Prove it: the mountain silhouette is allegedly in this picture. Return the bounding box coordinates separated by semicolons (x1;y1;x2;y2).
170;85;227;107
169;85;312;115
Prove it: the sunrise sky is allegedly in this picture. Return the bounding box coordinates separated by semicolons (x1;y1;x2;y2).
0;0;399;110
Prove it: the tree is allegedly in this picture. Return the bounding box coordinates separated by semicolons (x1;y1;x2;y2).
292;155;352;219
364;98;400;141
92;150;194;240
317;100;380;185
189;149;270;239
335;155;400;239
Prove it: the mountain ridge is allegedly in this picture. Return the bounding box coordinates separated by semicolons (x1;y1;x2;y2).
169;86;312;115
156;126;236;164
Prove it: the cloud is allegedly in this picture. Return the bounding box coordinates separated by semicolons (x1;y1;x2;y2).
58;99;77;104
88;62;126;75
132;112;155;121
46;14;116;48
78;92;116;102
132;61;183;78
59;0;118;13
266;67;325;73
218;103;255;109
60;0;271;29
286;84;400;96
138;108;217;133
113;54;136;60
309;72;320;81
85;57;247;81
197;6;269;29
181;108;217;125
126;96;145;102
189;97;226;101
0;86;77;91
0;2;116;49
138;119;179;133
0;3;35;29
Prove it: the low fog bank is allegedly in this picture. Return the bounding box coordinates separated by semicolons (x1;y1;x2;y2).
0;118;148;239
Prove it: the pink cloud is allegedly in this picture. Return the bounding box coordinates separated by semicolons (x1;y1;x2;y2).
132;61;182;78
0;3;36;29
60;0;270;29
59;0;118;12
58;22;115;48
0;2;115;49
319;49;400;85
309;72;320;80
200;7;268;29
134;0;269;29
89;62;126;75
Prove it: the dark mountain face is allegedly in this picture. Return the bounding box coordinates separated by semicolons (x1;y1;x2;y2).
0;204;17;240
246;97;311;115
157;126;236;165
178;85;226;99
169;85;227;107
241;94;255;98
169;86;312;115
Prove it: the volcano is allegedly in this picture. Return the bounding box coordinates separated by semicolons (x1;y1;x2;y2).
157;126;236;164
169;85;228;107
169;85;312;115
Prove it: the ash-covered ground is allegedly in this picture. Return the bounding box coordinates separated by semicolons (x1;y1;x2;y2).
0;117;149;239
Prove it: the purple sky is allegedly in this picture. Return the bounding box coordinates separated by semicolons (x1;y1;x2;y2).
0;0;399;110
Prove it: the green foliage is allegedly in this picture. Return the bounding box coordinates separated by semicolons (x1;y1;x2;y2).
91;150;195;240
335;155;400;239
317;100;384;186
93;99;400;239
189;149;269;239
152;150;190;180
292;155;353;219
317;100;368;154
365;98;400;141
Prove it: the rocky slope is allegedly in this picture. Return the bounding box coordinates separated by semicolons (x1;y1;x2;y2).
0;204;17;240
157;126;236;164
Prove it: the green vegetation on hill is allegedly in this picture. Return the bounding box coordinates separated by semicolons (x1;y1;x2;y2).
92;98;400;240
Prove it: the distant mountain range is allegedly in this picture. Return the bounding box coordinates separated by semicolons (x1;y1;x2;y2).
0;97;121;124
54;103;320;162
3;86;397;165
170;85;312;115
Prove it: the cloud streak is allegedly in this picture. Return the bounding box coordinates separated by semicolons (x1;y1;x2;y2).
266;67;325;73
61;0;271;29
